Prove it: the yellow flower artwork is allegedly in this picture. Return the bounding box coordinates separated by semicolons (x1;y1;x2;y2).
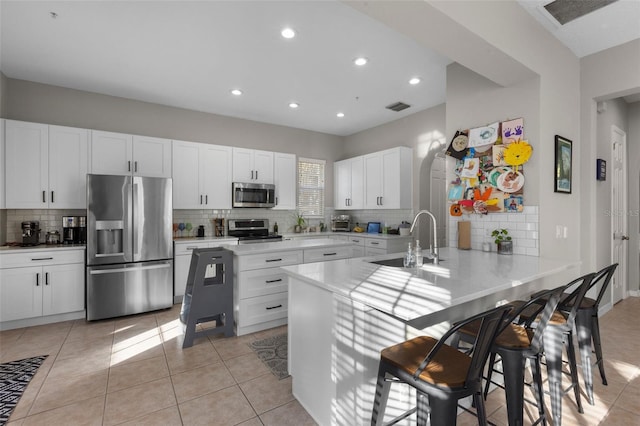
503;140;532;166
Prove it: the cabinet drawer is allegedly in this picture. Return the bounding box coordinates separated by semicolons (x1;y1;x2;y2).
236;250;303;271
237;269;288;299
237;293;288;327
0;249;84;269
365;247;387;256
365;238;388;249
303;246;353;264
347;236;366;246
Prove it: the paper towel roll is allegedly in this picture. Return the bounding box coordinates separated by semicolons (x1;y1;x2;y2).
458;221;471;250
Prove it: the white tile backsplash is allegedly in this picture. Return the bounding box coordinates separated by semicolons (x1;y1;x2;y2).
449;206;539;256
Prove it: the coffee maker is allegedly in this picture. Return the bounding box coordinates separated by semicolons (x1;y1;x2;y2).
21;221;41;246
62;216;87;244
62;216;77;244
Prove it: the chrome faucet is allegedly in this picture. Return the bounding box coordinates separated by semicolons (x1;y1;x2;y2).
409;210;439;265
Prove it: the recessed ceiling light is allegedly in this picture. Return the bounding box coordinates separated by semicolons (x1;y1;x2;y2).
336;112;345;118
231;89;243;96
409;77;421;85
281;28;295;39
289;102;299;109
354;57;368;66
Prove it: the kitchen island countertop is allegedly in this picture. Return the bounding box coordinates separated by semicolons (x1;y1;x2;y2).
0;244;86;254
282;247;581;328
227;238;352;256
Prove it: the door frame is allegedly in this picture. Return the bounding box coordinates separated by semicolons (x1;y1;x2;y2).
610;124;628;304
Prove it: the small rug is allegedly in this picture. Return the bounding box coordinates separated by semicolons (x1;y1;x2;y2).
250;334;288;380
0;355;48;426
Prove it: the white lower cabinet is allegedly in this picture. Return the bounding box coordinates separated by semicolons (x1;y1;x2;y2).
234;250;302;336
234;243;353;336
173;239;238;303
0;249;85;324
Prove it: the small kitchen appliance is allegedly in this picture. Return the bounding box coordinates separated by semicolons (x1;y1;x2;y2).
228;219;283;244
62;216;77;244
232;182;276;208
21;221;40;246
46;230;61;245
331;215;351;232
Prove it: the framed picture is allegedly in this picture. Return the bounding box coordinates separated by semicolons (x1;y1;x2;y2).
554;135;572;193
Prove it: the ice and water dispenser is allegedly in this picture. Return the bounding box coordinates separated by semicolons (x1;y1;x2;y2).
95;220;124;256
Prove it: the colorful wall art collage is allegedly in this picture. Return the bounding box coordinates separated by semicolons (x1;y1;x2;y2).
445;118;532;216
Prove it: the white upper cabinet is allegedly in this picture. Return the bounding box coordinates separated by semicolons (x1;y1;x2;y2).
132;135;172;178
172;140;232;209
48;125;89;208
334;156;363;210
232;148;274;184
90;130;133;175
5;120;48;209
364;147;412;209
90;131;171;177
5;120;88;209
273;152;297;210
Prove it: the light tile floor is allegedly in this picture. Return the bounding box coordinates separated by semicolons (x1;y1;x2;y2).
1;297;638;425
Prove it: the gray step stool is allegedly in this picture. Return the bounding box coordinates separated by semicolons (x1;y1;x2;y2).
179;247;234;348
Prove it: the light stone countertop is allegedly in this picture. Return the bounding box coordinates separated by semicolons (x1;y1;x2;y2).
281;247;581;326
228;238;353;256
0;244;86;254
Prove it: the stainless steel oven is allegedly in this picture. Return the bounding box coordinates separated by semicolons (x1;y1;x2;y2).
228;218;282;244
232;182;275;208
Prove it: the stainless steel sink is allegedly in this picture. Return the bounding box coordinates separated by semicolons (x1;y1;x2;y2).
370;257;443;267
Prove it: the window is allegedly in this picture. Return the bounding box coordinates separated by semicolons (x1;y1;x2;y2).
297;157;325;218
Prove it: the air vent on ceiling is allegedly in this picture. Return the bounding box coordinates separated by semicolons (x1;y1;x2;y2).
544;0;618;25
385;101;411;112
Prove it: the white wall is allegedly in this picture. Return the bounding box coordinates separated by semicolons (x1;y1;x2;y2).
349;0;582;269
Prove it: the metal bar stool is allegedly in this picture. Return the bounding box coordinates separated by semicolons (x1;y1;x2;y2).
529;264;617;404
371;305;512;426
455;284;571;426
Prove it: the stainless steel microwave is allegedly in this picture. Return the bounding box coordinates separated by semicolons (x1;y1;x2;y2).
232;182;276;208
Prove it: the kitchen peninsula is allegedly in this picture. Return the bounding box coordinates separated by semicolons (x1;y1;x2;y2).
281;248;581;426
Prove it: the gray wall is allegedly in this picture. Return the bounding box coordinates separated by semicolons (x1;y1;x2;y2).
580;39;640;301
3;77;344;206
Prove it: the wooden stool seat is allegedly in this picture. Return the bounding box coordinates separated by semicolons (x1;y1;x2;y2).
459;320;533;349
382;336;471;388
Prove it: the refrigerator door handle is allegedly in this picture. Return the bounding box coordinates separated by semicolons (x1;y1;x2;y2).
89;263;171;275
123;179;134;262
132;181;141;261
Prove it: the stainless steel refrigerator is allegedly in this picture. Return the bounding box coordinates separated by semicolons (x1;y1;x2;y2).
86;174;173;321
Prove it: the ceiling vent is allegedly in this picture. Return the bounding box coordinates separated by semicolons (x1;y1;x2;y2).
385;101;411;112
544;0;618;25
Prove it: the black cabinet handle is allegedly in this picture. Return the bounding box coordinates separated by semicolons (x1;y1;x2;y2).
128;161;131;172
251;170;254;180
205;195;208;204
134;161;138;172
256;170;258;180
45;272;49;285
51;191;54;203
323;252;337;256
31;257;53;261
266;304;282;310
265;278;283;284
265;258;282;263
371;242;379;245
42;191;46;203
200;195;203;205
36;273;40;286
